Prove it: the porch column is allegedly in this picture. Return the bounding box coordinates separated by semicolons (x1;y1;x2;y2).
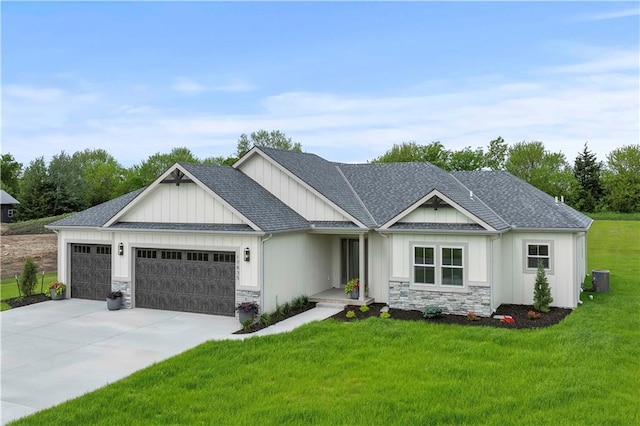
359;232;366;302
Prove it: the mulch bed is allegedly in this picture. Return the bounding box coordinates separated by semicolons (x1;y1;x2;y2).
4;293;51;309
233;302;317;334
331;303;572;329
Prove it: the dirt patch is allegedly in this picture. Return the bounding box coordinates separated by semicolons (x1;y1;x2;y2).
0;234;58;279
331;303;572;329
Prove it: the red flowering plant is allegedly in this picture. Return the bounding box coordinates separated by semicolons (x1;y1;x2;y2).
500;315;515;325
48;281;67;296
466;311;479;321
527;310;541;320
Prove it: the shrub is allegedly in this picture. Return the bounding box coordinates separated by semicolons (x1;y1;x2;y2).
527;310;541;320
533;262;553;313
500;315;515;325
359;305;370;313
259;313;271;326
241;318;253;331
422;305;442;319
292;296;304;309
380;312;391;319
466;311;479;321
346;310;356;319
19;257;39;296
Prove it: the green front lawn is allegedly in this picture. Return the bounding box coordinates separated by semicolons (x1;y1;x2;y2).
11;221;640;425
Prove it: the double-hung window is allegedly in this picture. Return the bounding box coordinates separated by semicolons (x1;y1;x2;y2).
441;247;463;286
414;246;435;285
413;244;465;288
527;244;550;269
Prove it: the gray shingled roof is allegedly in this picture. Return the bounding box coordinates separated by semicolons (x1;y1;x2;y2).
453;171;592;229
48;189;145;228
110;222;254;232
258;147;377;227
0;190;20;205
338;162;510;231
179;163;309;232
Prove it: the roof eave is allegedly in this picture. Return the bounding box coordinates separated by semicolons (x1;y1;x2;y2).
377;228;503;235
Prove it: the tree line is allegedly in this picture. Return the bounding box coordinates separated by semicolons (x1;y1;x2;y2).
1;131;638;221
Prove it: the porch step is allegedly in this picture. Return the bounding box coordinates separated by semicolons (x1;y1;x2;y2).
315;302;347;309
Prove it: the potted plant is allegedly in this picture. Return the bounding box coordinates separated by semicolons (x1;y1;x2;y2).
48;282;66;300
106;291;123;311
236;301;259;324
344;278;367;299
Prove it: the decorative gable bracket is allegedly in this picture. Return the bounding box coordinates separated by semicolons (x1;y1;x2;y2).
161;169;193;186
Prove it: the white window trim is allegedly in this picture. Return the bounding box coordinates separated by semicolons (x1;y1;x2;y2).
410;243;468;291
523;240;554;275
413;245;436;285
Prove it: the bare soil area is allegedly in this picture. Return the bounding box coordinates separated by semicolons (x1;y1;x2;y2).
0;233;58;279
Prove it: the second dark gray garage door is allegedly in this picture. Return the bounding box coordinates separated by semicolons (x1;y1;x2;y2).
134;249;236;316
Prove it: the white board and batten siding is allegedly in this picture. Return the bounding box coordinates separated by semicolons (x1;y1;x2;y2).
262;232;333;312
56;229;115;288
499;232;578;309
390;234;489;286
120;183;245;224
399;206;475;224
239;154;349;222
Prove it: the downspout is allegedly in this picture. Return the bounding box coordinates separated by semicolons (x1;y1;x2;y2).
260;234;273;312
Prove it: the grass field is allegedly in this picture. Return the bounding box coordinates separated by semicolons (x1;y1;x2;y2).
0;272;58;311
10;221;640;425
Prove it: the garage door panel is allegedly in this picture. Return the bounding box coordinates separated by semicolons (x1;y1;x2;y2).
135;249;236;316
70;244;112;301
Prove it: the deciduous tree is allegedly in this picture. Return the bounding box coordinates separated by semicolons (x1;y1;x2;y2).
601;144;640;213
0;153;23;195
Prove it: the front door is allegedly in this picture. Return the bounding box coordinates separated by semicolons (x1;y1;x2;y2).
341;238;367;285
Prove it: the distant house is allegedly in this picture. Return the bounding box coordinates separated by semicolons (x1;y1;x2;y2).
47;147;592;317
0;190;20;223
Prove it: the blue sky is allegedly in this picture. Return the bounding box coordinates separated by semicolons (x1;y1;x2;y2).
2;2;638;167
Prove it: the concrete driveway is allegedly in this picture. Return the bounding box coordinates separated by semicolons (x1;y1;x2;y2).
1;299;241;424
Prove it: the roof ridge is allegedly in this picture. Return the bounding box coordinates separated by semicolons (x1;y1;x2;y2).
449;171;511;230
335;164;377;227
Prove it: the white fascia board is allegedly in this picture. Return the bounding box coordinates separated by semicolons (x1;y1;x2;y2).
234;147;368;229
379;189;496;232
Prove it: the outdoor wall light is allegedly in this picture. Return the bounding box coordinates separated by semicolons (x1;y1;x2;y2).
244;247;250;262
118;243;124;256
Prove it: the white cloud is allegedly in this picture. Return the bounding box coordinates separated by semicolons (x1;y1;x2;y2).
2;46;638;167
576;8;640;22
172;78;254;95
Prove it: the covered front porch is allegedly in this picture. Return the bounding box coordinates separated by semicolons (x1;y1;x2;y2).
309;287;374;307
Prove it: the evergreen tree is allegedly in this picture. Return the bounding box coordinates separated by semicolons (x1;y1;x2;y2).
18;157;54;220
19;257;39;297
533;261;553;313
573;143;603;212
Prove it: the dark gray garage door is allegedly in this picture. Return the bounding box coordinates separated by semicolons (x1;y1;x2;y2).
70;244;112;300
134;249;236;316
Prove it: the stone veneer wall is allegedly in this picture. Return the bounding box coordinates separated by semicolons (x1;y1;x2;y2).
112;280;132;309
389;282;492;317
235;289;261;317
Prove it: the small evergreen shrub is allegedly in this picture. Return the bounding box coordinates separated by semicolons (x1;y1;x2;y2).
380;312;391;319
346;310;356;319
19;257;39;297
533;262;553;313
359;305;370;313
422;305;442;319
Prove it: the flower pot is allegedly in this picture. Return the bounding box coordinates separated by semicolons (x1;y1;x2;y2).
350;290;359;300
107;297;122;311
50;289;65;300
238;310;255;324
